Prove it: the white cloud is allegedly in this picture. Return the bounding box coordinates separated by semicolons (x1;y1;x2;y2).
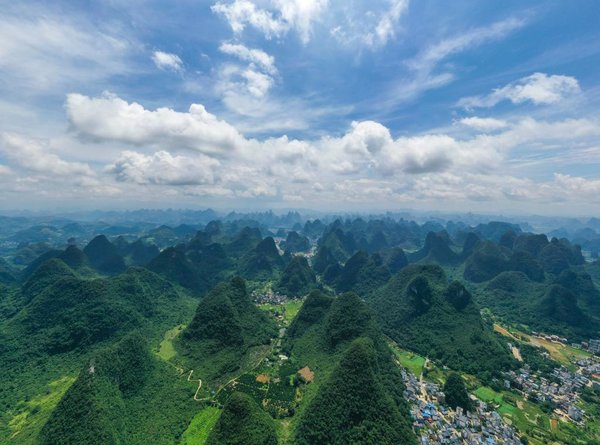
341;121;392;155
380;135;456;175
0;11;132;92
107;150;219;185
332;0;409;48
0;132;94;177
553;173;600;198
66;93;245;155
407;17;525;73
57;92;600;210
212;0;285;37
458;73;581;109
241;67;275;97
385;17;526;105
152;51;183;72
216;63;276;116
458;117;508;131
212;0;328;44
219;42;277;74
369;0;409;47
274;0;328;44
216;44;279;120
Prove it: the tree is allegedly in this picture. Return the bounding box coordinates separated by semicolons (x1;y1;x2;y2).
443;373;472;412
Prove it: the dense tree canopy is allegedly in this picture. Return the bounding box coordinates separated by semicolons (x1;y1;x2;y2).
206;392;278;445
443;373;473;412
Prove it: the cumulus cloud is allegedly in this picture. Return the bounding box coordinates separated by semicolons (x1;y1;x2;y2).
152;51;183;72
458;73;581;109
341;121;392;155
66;93;244;155
380;135;456;174
107;151;219;185
60;92;600;210
212;0;328;44
0;132;94;177
219;42;276;74
216;43;279;118
553;173;600;198
458;117;508;131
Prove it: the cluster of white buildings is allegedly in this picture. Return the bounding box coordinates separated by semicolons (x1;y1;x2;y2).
503;362;593;423
588;339;600;355
401;369;523;445
251;288;287;304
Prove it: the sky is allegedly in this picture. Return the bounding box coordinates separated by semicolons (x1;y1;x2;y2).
1;0;600;215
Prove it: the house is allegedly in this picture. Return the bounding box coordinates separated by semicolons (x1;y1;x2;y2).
568;406;583;421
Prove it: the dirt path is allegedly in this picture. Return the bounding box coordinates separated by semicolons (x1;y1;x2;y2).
187;370;206;401
494;324;519;341
419;358;429;399
512;346;523;362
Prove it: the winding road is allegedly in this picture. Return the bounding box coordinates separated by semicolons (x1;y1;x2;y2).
187;369;207;401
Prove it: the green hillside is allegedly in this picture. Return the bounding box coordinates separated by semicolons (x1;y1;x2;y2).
276;255;316;296
205;392;277;445
39;334;196;445
368;264;514;377
284;292;416;445
238;237;285;280
176;278;276;382
0;265;196;444
294;337;415;445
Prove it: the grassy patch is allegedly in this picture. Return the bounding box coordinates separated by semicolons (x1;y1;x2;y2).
259;299;304;324
494;323;592;371
179;406;221;445
473;385;561;444
390;346;426;376
527;336;591;369
474;386;504;404
156;324;185;361
8;375;76;442
282;300;303;323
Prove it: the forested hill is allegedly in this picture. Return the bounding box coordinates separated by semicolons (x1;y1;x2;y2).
367;264;514;377
313;218;600;341
1;214;599;444
176;277;276;382
39;334;196;445
286;291;417;445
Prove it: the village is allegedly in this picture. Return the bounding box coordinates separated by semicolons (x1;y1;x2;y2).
502;350;600;424
396;326;600;445
401;368;523;445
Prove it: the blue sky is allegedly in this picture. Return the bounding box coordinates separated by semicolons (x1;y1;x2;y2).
1;0;600;215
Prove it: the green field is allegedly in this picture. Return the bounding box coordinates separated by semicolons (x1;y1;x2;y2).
473;385;577;445
473;386;504;404
390;346;426;376
259;299;303;324
179;406;221;445
157;324;185;361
